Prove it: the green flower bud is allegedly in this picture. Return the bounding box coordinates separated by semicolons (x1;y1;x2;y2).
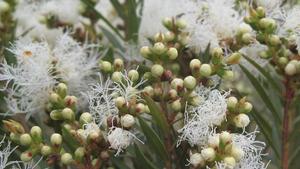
234;114;250;128
20;151;33;162
51;133;62;146
190;96;201;106
190;59;201;71
61;108;74;121
57;83;67;98
20;134;32;146
278;57;288;66
128;70;139;82
115;96;126;108
151;64;164;78
240;102;253;113
80;112;93;125
178;34;190;45
100;61;112;73
183;76;197;90
223;156;236;167
162;17;172;28
227;97;238;110
259;18;276;32
171;99;182;111
256;6;266;18
167;47;178;60
153;42;166;54
30;126;42;138
111;71;122;83
144;105;150;113
113;58;124;71
237;23;252;35
75;147;85;160
231;146;244;161
0;1;9;13
269;35;281;46
171;78;184;91
171;63;180;74
10;133;19;142
222;70;234;80
143;72;152;80
50;93;60;103
220;131;232;144
259;51;270;59
121;114;135;128
64;95;77;107
212;47;223;57
285;62;297;76
168;89;178;100
135;103;145;113
143;86;154;97
176;19;187;29
140;46;151;58
208;134;220;148
190;153;205;167
226;53;241;65
154;33;165;42
50;110;63;120
61;153;73;165
41;145;52;156
199;64;212;77
165;31;175;41
242;33;252;44
201;148;216;162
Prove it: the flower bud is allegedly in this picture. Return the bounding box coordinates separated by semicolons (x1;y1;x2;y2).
61;153;73;165
208;134;220;148
201;147;216;162
259;18;276;32
162;17;172;28
115;97;126;108
231;146;244;161
50;93;60;103
237;23;252;35
285;62;297;76
226;53;241;65
234;114;250;128
113;58;124;71
50;110;63;120
178;34;190;45
128;70;139;82
64;95;77;107
0;1;9;13
176;19;187;29
168;89;178;100
165;31;175;41
227;97;238;110
62;108;74;121
20;151;33;162
240;102;253;113
57;83;67;98
151;64;164;78
143;86;154;97
121;114;135;128
111;71;122;83
153;42;166;54
222;70;234;80
135;103;145;113
183;76;197;90
269;35;281;46
278;57;288;66
171;99;182;111
100;61;112;73
75;147;85;160
10;133;19;142
242;33;252;44
259;51;270;59
190;153;205;167
30;126;42;138
171;78;184;91
256;6;265;18
80;112;93;124
220;131;232;144
41;145;52;156
190;96;201;106
212;47;223;57
154;33;164;42
199;64;212;77
190;59;201;71
223;156;236;167
140;46;151;58
20;134;32;146
167;47;178;60
51;133;62;146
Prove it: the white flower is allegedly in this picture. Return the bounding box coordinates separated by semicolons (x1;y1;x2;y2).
0;136;19;169
87;77;118;126
107;127;142;156
82;122;101;139
178;86;229;146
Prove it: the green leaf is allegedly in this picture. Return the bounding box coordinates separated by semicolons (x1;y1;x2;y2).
102;47;114;63
133;144;159;169
251;108;280;158
101;26;125;51
199;43;211;63
62;127;79;152
112;157;131;169
289;147;300;167
138;117;168;161
144;95;169;135
243;55;281;92
239;64;281;124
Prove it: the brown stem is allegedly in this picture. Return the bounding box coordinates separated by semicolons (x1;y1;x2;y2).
282;77;293;169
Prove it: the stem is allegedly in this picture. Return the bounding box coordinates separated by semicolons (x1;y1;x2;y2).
282;77;293;169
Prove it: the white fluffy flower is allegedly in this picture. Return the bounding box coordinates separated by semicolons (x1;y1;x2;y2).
87;77;118;126
0;136;18;169
178;86;229;146
107;127;142;156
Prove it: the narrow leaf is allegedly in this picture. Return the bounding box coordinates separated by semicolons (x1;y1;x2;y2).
133;144;159;169
101;26;125;51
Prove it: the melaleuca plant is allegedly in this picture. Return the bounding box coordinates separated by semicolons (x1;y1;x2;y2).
0;0;300;169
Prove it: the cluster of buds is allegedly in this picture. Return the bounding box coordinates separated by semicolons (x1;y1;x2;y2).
48;83;77;122
227;96;252;128
189;132;244;168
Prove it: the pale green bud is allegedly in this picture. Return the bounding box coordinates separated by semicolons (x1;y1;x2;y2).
222;70;234;80
111;71;122;83
201;147;216;162
113;58;124;70
285;62;297;76
80;112;93;124
234;114;250;128
57;83;67;98
223;156;236;167
278;57;288;66
100;61;112;72
256;6;266;18
10;133;19;142
242;33;252;44
162;17;172;28
61;108;74;121
51;133;62;145
183;76;197;90
190;59;201;70
227;97;238;110
259;18;276;31
171;78;184;91
226;53;242;65
171;99;182;111
135;103;145;113
115;96;126;108
168;89;178;100
154;33;164;42
240;102;253;113
212;47;223;57
20;134;32;146
0;1;9;13
121;114;135;128
165;31;175;41
167;47;178;60
143;86;154;97
140;46;151;58
20;151;33;162
41;145;52;156
153;42;166;54
75;147;85;160
128;70;139;82
50;93;60;103
269;35;281;46
176;19;187;29
151;64;164;77
208;134;220;148
220;131;232;144
30;126;42;137
190;153;205;167
231;146;244;161
237;23;252;35
61;153;73;165
199;64;212;77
